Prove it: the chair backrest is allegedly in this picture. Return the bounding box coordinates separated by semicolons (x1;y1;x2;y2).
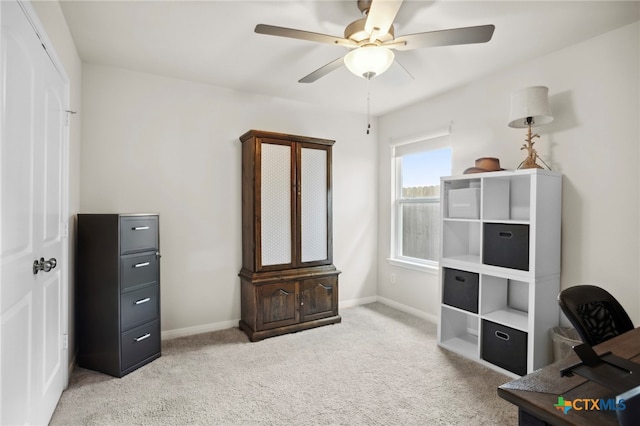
558;285;634;347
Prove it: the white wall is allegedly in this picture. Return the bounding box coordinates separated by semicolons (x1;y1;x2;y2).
33;0;639;352
80;64;378;336
377;22;640;323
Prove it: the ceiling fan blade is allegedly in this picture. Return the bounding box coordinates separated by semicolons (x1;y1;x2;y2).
298;56;345;83
391;24;495;51
255;24;358;49
365;0;403;41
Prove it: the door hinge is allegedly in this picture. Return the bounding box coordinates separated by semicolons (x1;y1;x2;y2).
63;334;68;350
62;221;69;238
64;109;76;126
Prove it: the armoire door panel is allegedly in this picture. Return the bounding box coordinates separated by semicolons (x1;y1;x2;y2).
301;277;338;321
300;147;328;263
258;282;299;330
259;142;293;267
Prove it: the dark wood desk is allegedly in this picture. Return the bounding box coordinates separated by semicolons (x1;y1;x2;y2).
498;327;640;425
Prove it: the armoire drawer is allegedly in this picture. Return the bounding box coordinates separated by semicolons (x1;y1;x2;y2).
121;320;160;371
121;252;159;292
121;285;159;331
121;216;158;254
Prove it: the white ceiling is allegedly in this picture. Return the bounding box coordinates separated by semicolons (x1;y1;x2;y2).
58;0;640;116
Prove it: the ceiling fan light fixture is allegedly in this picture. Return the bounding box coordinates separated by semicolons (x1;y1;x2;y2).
344;45;394;79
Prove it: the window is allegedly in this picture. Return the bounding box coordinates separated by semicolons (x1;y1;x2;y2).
391;135;451;269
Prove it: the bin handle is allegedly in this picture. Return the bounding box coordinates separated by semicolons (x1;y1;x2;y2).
495;331;510;341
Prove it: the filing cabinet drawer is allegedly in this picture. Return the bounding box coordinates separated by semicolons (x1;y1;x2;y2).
121;216;158;254
121;320;160;371
121;252;159;292
121;285;159;331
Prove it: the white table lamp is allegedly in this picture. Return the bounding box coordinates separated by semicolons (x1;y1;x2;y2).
508;86;553;169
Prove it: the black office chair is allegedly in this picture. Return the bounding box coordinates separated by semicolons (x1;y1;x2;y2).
558;285;634;347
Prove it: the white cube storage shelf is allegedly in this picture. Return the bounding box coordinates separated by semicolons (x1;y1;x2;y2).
438;169;562;377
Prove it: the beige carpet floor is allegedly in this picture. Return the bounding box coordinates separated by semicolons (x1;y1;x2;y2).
50;303;517;425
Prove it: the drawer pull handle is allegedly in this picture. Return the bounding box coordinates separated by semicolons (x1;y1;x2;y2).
133;262;150;268
134;333;151;342
133;226;150;231
279;289;290;296
498;231;513;239
317;283;331;290
135;297;151;305
495;331;510;341
454;276;466;282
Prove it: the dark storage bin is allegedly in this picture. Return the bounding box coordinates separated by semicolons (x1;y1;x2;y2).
483;223;530;271
481;320;528;376
442;268;479;313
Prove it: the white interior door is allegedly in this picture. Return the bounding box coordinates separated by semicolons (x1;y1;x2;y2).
1;1;68;424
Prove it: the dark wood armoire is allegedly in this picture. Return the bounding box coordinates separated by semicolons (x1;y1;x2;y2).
238;130;341;341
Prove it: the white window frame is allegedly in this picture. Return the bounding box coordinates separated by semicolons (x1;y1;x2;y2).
388;130;451;273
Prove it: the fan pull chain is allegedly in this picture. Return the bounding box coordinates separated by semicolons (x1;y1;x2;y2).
366;75;371;135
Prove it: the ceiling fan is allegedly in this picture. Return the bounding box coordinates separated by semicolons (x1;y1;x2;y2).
255;0;495;83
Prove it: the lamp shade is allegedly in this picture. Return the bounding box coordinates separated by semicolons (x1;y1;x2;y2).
508;86;553;128
344;45;394;79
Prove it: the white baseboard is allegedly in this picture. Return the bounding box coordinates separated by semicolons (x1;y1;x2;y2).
376;296;438;324
339;295;378;309
162;319;239;340
161;296;437;340
161;297;378;341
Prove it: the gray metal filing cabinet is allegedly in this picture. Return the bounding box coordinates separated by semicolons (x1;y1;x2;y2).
76;214;161;377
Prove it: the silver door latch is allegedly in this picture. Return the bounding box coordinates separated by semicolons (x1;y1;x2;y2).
33;257;57;275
